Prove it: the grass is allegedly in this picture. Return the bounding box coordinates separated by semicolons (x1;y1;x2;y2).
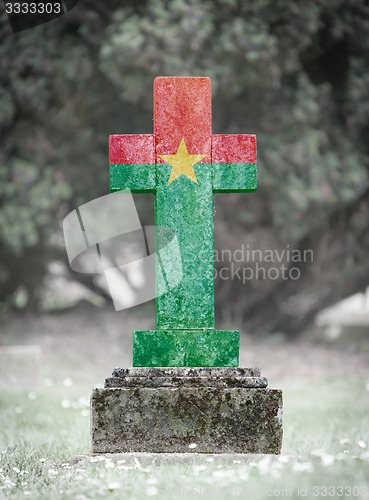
1;377;369;499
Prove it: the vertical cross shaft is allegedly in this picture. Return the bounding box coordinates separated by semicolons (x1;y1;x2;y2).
154;77;214;330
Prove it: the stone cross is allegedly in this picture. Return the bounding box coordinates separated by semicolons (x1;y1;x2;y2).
109;77;257;367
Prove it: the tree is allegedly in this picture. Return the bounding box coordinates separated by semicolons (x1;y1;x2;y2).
0;0;368;334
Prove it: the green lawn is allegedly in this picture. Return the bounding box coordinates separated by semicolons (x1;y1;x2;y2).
1;377;368;499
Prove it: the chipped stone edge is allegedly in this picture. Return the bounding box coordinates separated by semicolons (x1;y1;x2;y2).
105;375;268;388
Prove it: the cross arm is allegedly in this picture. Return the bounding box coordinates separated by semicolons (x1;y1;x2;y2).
212;134;257;193
109;134;156;193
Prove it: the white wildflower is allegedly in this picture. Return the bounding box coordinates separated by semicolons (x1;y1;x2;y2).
146;486;158;496
63;378;73;387
188;443;197;449
212;469;238;480
271;468;281;479
292;462;314;472
311;448;325;457
78;396;89;407
238;467;249;481
256;455;272;473
193;464;207;472
321;454;335;466
108;482;121;490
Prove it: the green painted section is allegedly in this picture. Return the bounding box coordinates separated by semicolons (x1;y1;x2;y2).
155;228;183;299
133;330;239;367
109;160;257;367
110;164;156;193
155;162;215;330
212;163;257;193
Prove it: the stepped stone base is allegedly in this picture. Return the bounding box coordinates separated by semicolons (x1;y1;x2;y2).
91;367;283;454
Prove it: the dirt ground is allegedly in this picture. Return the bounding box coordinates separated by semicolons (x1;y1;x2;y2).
1;303;369;388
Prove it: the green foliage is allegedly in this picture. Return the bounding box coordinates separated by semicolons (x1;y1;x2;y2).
0;0;368;322
0;160;71;253
98;0;369;245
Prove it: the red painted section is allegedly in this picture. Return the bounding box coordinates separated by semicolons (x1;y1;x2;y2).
212;134;257;163
109;134;155;164
110;81;257;167
154;77;212;162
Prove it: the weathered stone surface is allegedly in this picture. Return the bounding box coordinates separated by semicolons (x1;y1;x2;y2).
107;367;266;388
91;385;283;454
133;329;239;367
105;376;268;388
113;367;261;377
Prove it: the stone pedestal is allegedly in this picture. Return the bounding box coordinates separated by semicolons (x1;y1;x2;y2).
91;368;283;454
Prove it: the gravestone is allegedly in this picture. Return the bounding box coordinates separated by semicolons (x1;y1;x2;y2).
91;77;283;453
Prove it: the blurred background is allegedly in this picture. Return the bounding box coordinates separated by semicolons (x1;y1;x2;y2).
1;0;369;383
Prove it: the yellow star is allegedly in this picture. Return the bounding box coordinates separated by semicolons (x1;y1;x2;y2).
159;137;208;185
